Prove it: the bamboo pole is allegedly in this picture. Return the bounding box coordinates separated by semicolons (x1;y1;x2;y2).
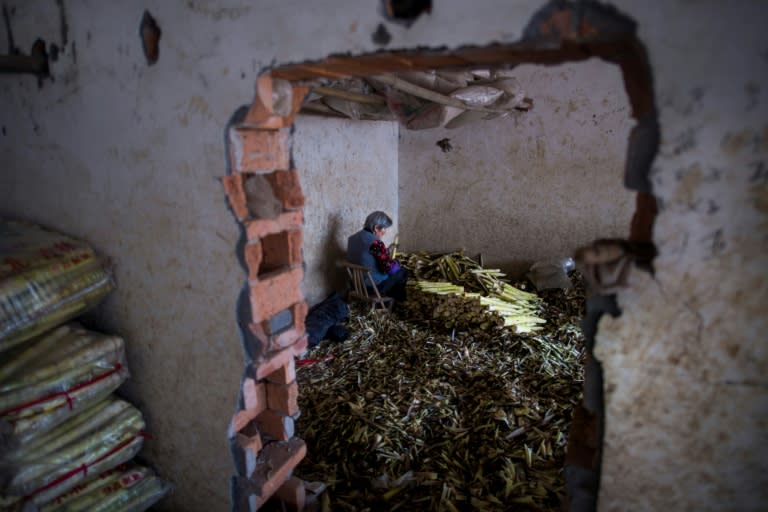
371;74;517;115
312;86;386;105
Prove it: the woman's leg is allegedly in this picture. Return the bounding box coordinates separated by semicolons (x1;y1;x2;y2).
378;268;408;301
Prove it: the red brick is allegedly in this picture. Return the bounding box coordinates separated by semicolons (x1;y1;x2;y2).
261;229;303;273
255;344;294;381
231;379;268;433
243;379;268;412
267;380;299;416
265;358;296;385
249;323;305;353
249;267;304;323
243;76;310;129
253;337;307;383
282;84;310;127
248;301;308;353
223;173;285;222
244;241;263;281
265;170;304;210
234;428;263;455
274;477;306;512
292;301;308;335
254;408;292;441
292;335;308;357
251;438;307;498
245;211;304;241
229;127;290;173
232;410;258;434
242;74;285;130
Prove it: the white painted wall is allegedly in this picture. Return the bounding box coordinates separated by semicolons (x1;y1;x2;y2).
398;59;635;276
1;1;766;511
293;116;399;306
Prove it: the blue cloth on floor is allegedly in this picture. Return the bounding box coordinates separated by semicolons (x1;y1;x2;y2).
305;292;349;348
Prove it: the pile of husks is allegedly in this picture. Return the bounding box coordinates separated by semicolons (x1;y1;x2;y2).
296;252;586;511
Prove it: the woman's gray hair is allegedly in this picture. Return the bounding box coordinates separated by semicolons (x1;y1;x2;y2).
364;211;393;232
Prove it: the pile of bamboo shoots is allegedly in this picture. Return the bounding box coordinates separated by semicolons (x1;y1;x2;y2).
0;220;114;352
404;252;546;333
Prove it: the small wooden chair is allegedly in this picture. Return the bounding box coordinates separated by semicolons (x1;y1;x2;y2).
337;260;394;313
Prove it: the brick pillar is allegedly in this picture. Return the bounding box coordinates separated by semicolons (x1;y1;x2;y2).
225;73;310;511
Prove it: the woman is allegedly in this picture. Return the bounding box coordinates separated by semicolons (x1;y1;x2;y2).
346;211;408;301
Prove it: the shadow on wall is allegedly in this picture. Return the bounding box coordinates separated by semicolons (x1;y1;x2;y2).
318;213;346;298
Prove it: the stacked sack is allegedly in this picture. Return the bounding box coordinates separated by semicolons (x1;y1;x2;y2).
0;220;169;510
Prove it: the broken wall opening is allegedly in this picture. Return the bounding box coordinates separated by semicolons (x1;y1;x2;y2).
223;2;659;510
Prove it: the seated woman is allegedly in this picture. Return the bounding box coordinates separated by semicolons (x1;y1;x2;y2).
346;211;408;302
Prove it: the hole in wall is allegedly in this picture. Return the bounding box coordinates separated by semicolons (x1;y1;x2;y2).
380;0;432;27
227;1;660;509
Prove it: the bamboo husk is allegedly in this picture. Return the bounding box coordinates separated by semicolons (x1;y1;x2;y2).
295;251;587;511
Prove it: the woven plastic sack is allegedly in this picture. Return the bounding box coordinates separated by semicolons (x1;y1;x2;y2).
0;324;129;455
37;462;170;512
0;220;114;351
0;397;145;506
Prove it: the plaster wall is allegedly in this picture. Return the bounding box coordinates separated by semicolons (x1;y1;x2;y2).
593;2;768;510
293;116;399;306
0;1;766;511
398;59;635;276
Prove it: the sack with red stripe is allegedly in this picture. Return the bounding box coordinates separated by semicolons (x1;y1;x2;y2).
37;462;170;512
0;397;146;506
0;324;128;456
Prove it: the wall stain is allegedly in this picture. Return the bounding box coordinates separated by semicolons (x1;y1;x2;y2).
674;164;704;206
721;128;753;156
566;99;579;117
672;128;697;156
699;228;726;258
55;0;68;48
749;161;767;185
130;148;150;163
744;81;760;111
185;1;250;21
764;126;768;151
751;184;768;215
180;96;214;124
2;4;17;53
